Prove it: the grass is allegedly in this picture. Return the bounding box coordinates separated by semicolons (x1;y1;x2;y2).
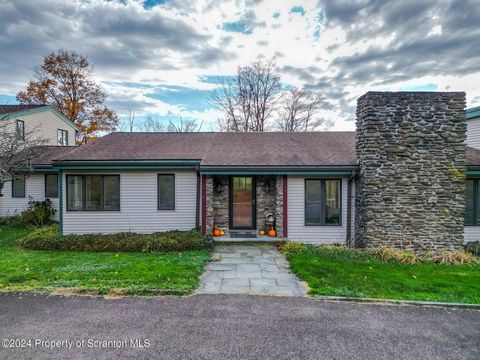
286;246;480;304
0;226;211;296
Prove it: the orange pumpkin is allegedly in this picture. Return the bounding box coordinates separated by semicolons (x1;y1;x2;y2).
220;230;225;236
213;229;221;236
259;230;266;235
268;229;277;237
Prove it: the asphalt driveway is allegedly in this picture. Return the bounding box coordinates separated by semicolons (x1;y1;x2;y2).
0;293;478;360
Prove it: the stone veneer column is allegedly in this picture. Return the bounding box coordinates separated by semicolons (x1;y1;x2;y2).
205;175;214;235
355;91;466;251
275;175;284;237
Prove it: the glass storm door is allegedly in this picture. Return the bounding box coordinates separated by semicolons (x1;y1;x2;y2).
230;176;255;229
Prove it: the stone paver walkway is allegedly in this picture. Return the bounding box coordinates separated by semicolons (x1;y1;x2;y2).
197;243;307;296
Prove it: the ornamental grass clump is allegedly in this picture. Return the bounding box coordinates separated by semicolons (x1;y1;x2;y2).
464;241;480;256
424;250;479;265
373;247;419;265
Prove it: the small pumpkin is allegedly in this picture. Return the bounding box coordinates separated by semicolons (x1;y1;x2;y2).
220;230;225;236
268;229;277;237
213;229;221;237
259;230;266;235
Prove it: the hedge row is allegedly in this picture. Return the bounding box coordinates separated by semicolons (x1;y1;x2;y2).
17;226;213;252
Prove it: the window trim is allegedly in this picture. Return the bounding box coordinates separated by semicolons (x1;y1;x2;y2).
57;129;68;146
304;178;342;227
66;174;120;212
44;174;59;198
16;120;25;140
157;173;176;211
11;177;26;198
465;178;480;226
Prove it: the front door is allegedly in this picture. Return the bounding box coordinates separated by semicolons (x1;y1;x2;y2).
230;176;256;229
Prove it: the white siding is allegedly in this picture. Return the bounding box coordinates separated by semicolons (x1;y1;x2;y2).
466;118;480;149
4;109;76;146
62;170;198;234
464;227;480;243
0;174;59;220
287;176;351;244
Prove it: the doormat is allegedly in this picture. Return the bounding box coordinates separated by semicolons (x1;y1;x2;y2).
230;232;257;238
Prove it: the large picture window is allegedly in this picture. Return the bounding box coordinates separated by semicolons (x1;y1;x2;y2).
66;175;120;211
12;177;26;198
57;129;68;146
45;174;58;198
158;174;175;210
465;179;480;225
305;179;341;226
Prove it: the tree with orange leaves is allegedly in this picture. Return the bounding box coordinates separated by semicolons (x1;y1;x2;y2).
17;49;118;143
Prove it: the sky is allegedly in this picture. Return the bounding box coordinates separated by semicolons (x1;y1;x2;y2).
0;0;479;131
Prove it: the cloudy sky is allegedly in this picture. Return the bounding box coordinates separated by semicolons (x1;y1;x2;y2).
0;0;479;131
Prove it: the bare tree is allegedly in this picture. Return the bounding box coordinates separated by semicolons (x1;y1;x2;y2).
0;117;46;197
276;87;327;132
127;110;135;132
117;109;136;132
142;115;165;132
168;118;203;132
211;59;281;132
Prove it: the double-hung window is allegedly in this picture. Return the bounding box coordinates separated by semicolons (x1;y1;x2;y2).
16;120;25;139
12;177;26;198
465;179;480;225
305;179;341;225
66;175;120;211
45;174;58;198
57;129;68;146
158;174;175;210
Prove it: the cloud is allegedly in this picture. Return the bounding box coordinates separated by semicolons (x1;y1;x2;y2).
0;0;479;131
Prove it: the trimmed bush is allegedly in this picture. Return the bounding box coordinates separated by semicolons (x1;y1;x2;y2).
464;241;480;256
17;227;213;252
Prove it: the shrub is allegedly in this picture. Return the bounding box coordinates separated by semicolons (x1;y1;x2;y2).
17;227;212;253
373;247;418;265
19;199;56;226
425;250;479;265
464;241;480;256
282;241;306;254
0;215;23;227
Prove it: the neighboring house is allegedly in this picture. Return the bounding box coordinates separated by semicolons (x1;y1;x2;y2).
1;92;479;251
466;106;480;149
0;105;78;219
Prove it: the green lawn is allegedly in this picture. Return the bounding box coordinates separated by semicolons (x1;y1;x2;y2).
287;247;480;304
0;226;211;296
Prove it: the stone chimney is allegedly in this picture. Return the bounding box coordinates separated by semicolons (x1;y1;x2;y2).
355;92;466;250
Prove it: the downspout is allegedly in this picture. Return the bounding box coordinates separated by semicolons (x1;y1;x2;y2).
59;170;63;236
346;170;356;246
195;166;200;230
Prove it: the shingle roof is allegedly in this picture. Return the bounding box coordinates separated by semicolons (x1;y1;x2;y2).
0;104;48;115
55;132;358;167
50;131;480;167
466;146;480;166
33;146;78;167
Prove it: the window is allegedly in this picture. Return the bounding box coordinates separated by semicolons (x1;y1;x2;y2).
465;179;480;225
16;120;25;139
57;129;68;146
45;174;58;198
305;179;341;225
12;177;26;198
158;174;175;210
66;175;120;211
